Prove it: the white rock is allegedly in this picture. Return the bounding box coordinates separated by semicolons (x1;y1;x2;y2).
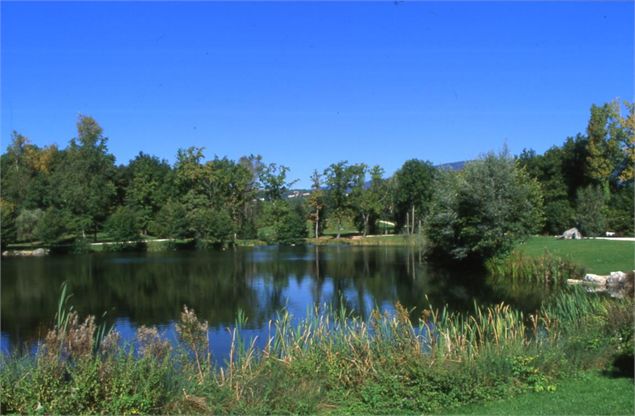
562;227;582;240
583;273;607;285
607;271;627;286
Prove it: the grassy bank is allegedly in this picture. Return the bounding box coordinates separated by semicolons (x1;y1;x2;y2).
519;236;635;274
449;371;634;415
309;234;423;246
1;286;632;414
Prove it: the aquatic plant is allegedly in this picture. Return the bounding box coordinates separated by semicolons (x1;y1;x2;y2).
486;250;585;285
1;283;632;414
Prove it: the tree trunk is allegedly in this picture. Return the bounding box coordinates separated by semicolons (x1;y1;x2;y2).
411;205;415;235
314;210;320;239
363;214;369;237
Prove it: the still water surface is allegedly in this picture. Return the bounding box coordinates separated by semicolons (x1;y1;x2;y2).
1;245;546;358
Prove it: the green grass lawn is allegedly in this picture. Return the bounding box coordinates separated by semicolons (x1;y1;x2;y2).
518;236;634;274
447;372;634;415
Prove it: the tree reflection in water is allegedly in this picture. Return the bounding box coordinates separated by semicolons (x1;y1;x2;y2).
1;245;546;356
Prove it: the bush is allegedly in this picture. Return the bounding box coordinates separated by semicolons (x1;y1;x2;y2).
427;150;544;261
36;207;69;245
16;208;43;242
543;199;576;235
277;204;308;245
150;200;190;239
257;201;307;244
105;206;141;242
188;207;234;244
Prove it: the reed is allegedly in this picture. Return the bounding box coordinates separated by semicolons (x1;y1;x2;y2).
2;284;632;414
486;249;585;285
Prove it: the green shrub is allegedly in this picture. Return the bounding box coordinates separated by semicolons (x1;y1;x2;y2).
105;206;141;242
36;207;69;245
427;150;544;262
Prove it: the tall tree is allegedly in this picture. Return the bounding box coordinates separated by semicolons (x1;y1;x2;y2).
126;152;174;235
307;170;325;238
259;163;295;202
576;185;608;237
357;165;386;236
323;161;365;238
393;159;436;234
52;115;116;240
585;101;633;190
0;199;17;248
612;100;635;183
518;147;574;234
1;132;58;211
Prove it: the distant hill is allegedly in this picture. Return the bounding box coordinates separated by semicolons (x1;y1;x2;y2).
435;161;468;171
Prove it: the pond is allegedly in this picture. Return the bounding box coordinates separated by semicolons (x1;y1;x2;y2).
1;245;548;359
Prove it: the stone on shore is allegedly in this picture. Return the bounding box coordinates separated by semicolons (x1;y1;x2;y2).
583;273;607;285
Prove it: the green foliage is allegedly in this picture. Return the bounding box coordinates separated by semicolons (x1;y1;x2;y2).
125;152;174;234
449;371;634;415
50;116;117;240
174;148;259;242
510;355;556;392
276;203;308;245
2;102;631;249
150;199;190;239
258;163;295;201
105;206;141;242
575;185;608;236
323;161;366;238
307;170;326;238
543;199;575;235
36;207;69;245
356;165;388;236
392;159;436;234
16;208;43;242
258;200;307;244
188;207;234;244
486;250;585;286
3;289;631;415
427;150;545;261
1;199;17;248
519;101;634;236
606;183;634;235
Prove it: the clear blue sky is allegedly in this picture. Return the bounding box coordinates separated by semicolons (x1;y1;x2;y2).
2;1;633;187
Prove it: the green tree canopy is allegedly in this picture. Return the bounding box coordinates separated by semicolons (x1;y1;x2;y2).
427;150;544;261
51;115;116;240
125;152;174;235
392;159;436;234
323;161;365;238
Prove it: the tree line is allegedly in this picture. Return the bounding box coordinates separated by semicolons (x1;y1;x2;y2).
1;100;632;261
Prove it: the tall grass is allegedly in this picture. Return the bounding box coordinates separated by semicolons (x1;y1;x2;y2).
1;285;632;414
486;250;585;285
